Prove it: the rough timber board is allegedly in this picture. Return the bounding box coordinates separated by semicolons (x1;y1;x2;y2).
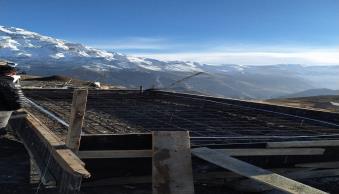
9;112;57;185
267;140;339;148
77;148;324;159
54;149;90;177
192;147;327;194
13;112;90;194
295;161;339;168
230;168;339;193
66;89;88;152
77;133;334;181
152;131;194;194
25;112;89;176
78;150;153;159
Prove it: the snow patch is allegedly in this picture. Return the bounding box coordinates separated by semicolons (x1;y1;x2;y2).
0;25;205;73
51;53;65;59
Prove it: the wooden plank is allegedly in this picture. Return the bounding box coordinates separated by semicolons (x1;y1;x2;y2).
78;150;152;159
152;131;194;194
192;147;327;194
267;140;339;148
81;171;241;187
53;149;90;178
218;148;325;156
77;148;324;159
230;168;339;192
80;168;312;187
12;117;56;186
286;168;339;180
295;161;339;169
81;171;239;187
66;89;88;153
15;114;90;194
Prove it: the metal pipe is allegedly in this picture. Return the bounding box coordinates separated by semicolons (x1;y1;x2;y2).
25;97;70;128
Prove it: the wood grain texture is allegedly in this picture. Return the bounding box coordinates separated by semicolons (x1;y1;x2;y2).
66;89;88;152
152;131;194;194
267;140;339;148
192;147;327;194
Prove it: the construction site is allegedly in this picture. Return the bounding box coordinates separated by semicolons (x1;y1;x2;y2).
1;0;338;193
1;76;339;194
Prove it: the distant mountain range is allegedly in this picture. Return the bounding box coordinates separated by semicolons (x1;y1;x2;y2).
1;25;339;99
278;88;339;99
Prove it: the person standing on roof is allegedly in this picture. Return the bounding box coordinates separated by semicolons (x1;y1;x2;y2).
0;64;24;137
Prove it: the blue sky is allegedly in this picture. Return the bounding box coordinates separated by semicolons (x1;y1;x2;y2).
0;0;338;65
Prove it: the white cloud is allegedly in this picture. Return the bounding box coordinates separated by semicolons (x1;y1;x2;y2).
132;49;339;66
89;38;339;65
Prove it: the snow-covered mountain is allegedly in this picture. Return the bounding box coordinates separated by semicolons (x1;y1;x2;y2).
1;25;339;99
0;26;203;72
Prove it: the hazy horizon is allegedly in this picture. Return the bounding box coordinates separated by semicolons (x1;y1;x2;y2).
1;0;339;66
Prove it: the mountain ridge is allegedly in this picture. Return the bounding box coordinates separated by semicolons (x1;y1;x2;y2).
1;25;339;99
278;88;339;99
0;25;204;73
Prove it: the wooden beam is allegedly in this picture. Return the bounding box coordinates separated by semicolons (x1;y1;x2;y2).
217;148;325;156
27;114;90;178
66;89;88;153
295;161;339;169
152;131;194;194
12;116;57;186
79;168;314;188
230;168;339;193
81;171;238;187
192;147;327;194
286;168;339;180
54;149;90;178
267;140;339;148
77;148;324;159
14;113;90;194
78;150;152;159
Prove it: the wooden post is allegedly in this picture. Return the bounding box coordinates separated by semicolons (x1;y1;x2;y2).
192;147;327;194
152;131;194;194
66;89;88;153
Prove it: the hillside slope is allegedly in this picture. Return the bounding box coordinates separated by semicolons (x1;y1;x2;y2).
1;25;339;99
266;95;339;112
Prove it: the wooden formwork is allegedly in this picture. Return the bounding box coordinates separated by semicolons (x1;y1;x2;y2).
76;131;338;194
11;112;339;194
9;112;90;194
11;89;339;193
